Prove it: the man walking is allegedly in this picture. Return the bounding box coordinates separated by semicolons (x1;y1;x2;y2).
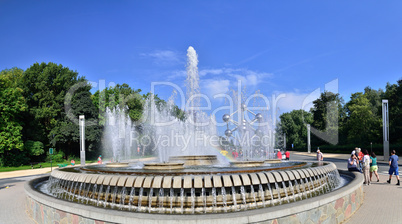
387;150;400;185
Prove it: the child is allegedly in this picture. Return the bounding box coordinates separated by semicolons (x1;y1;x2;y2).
369;152;380;182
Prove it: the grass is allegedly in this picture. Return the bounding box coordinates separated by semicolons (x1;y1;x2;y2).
0;160;96;172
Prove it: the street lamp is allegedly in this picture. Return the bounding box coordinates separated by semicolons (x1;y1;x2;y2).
370;142;372;154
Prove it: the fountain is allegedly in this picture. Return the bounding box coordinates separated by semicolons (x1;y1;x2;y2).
25;46;364;223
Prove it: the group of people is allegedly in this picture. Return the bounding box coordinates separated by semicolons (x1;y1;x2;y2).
347;147;399;186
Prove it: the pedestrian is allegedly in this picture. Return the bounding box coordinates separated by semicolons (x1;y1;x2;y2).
317;149;323;161
387;150;400;185
351;147;357;156
285;150;290;160
369;152;380;182
362;149;370;185
277;150;282;160
347;154;360;172
97;155;102;164
70;159;75;166
355;148;363;172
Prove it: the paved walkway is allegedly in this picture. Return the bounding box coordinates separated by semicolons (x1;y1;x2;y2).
292;151;402;166
1;154;401;223
293;151;402;224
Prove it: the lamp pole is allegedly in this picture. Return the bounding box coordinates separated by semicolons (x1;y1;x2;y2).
79;115;85;166
370;142;372;154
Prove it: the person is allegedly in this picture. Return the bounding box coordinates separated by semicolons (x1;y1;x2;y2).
361;149;370;185
97;155;102;164
277;150;282;160
347;154;360;172
220;149;228;156
355;148;363;171
70;159;75;166
317;149;323;161
387;150;400;185
369;152;380;182
351;147;357;156
285;150;290;160
232;151;239;160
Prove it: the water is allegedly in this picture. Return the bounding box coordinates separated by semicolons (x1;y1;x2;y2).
288;181;296;202
212;187;217;213
170;188;174;214
221;187;227;212
158;188;164;213
274;182;282;204
138;187;143;212
281;181;290;203
180;188;184;214
259;184;265;207
148;188;153;213
104;186;111;208
128;187;135;211
231;186;238;211
202;187;206;213
267;183;274;206
191;188;196;214
119;187;127;210
97;185;103;206
111;186;118;209
250;186;257;208
41;167;349;214
240;186;247;210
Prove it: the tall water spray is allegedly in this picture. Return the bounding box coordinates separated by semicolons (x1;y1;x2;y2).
186;46;200;112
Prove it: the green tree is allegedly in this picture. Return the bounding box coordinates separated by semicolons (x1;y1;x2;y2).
21;62;87;158
384;79;402;143
53;82;102;158
344;92;381;145
277;110;313;149
0;68;28;166
92;84;144;124
310;91;345;145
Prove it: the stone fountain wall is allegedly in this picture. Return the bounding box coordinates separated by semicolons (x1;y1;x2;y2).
25;171;363;224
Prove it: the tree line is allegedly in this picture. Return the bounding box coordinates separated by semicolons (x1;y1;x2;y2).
276;79;402;154
0;62;183;167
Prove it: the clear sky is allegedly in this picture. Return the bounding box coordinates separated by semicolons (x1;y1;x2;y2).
1;1;401;118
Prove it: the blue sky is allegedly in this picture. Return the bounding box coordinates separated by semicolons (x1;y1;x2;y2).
1;1;402;121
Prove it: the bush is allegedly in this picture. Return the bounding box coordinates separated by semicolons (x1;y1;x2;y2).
46;150;65;163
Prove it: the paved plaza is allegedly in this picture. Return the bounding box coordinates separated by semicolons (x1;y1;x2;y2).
0;152;401;224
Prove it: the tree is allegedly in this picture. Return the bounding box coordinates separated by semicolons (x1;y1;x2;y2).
0;68;27;166
310;92;345;145
344;92;381;145
384;80;402;143
21;62;87;158
277;110;313;149
92;84;144;125
53;82;102;158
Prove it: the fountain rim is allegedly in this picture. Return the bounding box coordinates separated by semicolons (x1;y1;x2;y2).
78;161;309;176
25;169;362;223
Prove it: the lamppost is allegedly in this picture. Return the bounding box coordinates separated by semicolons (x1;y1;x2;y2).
307;124;311;153
370;142;372;154
382;99;389;160
79;115;85;166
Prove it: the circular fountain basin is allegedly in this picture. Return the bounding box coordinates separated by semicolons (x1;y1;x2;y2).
143;162;184;170
230;161;265;167
264;159;282;163
26;163;363;223
36;160;344;215
169;155;218;166
106;162;130;167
